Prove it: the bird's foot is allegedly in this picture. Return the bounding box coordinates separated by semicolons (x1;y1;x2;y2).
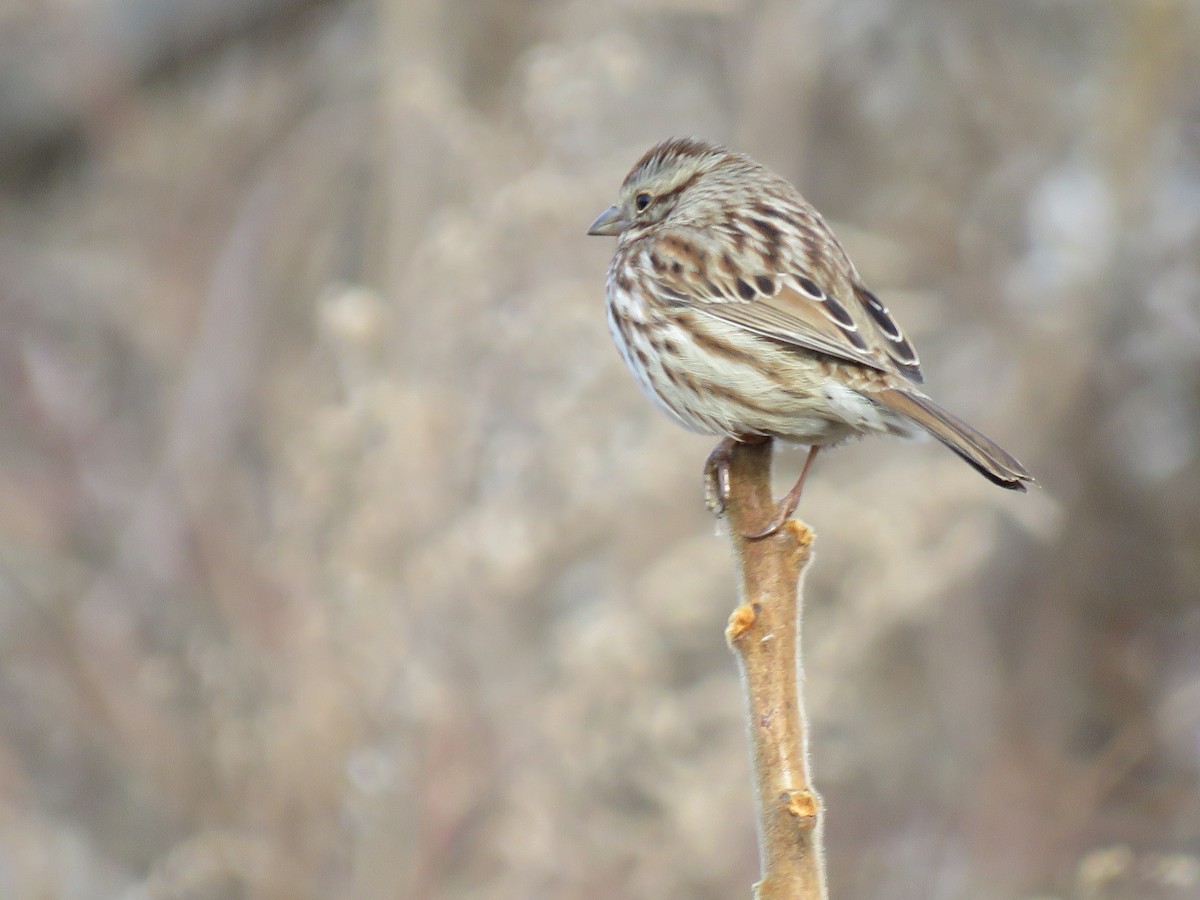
742;445;821;540
703;437;739;518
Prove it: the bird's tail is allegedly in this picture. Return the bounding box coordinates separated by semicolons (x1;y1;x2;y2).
876;388;1033;490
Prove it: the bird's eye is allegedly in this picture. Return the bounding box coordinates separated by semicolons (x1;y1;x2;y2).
635;192;652;211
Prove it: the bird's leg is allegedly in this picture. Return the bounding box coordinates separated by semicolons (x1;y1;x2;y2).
744;445;821;540
705;435;772;518
703;436;740;517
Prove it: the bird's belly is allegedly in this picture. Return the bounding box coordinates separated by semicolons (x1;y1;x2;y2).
608;302;891;444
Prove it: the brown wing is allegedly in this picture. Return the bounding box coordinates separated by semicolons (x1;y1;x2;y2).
645;228;916;380
692;277;889;372
854;286;923;383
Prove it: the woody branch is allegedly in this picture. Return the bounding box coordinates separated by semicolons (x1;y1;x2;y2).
720;439;827;900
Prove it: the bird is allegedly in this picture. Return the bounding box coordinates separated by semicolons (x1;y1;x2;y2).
587;137;1032;537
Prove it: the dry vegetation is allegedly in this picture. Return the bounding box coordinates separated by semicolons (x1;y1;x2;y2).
1;0;1199;897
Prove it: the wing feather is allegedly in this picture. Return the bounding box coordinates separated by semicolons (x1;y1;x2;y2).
692;284;887;372
646;230;904;377
855;286;924;383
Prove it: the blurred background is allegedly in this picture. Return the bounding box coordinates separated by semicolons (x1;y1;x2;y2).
1;0;1198;897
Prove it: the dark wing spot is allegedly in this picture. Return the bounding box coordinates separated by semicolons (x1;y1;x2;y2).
856;286;923;383
803;284;868;351
821;295;857;331
858;288;900;338
842;327;870;351
754;275;775;295
795;276;824;299
650;253;666;273
671;261;683;274
735;278;756;300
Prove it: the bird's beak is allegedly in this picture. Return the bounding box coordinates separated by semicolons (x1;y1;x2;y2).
587;205;627;236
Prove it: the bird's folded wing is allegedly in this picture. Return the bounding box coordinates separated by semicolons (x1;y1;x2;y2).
693;291;887;372
662;271;891;375
647;227;922;382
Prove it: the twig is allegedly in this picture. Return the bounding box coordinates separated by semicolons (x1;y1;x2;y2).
720;440;827;899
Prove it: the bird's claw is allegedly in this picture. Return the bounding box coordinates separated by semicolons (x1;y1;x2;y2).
703;437;737;517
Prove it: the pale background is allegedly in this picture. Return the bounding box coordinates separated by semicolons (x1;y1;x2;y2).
2;1;1198;898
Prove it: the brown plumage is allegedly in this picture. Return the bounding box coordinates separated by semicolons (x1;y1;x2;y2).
588;138;1032;535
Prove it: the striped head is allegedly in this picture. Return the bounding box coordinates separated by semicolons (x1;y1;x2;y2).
587;138;751;241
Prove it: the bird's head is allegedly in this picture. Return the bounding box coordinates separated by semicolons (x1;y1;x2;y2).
587;137;732;239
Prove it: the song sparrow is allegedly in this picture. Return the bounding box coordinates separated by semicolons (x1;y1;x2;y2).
588;138;1032;537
